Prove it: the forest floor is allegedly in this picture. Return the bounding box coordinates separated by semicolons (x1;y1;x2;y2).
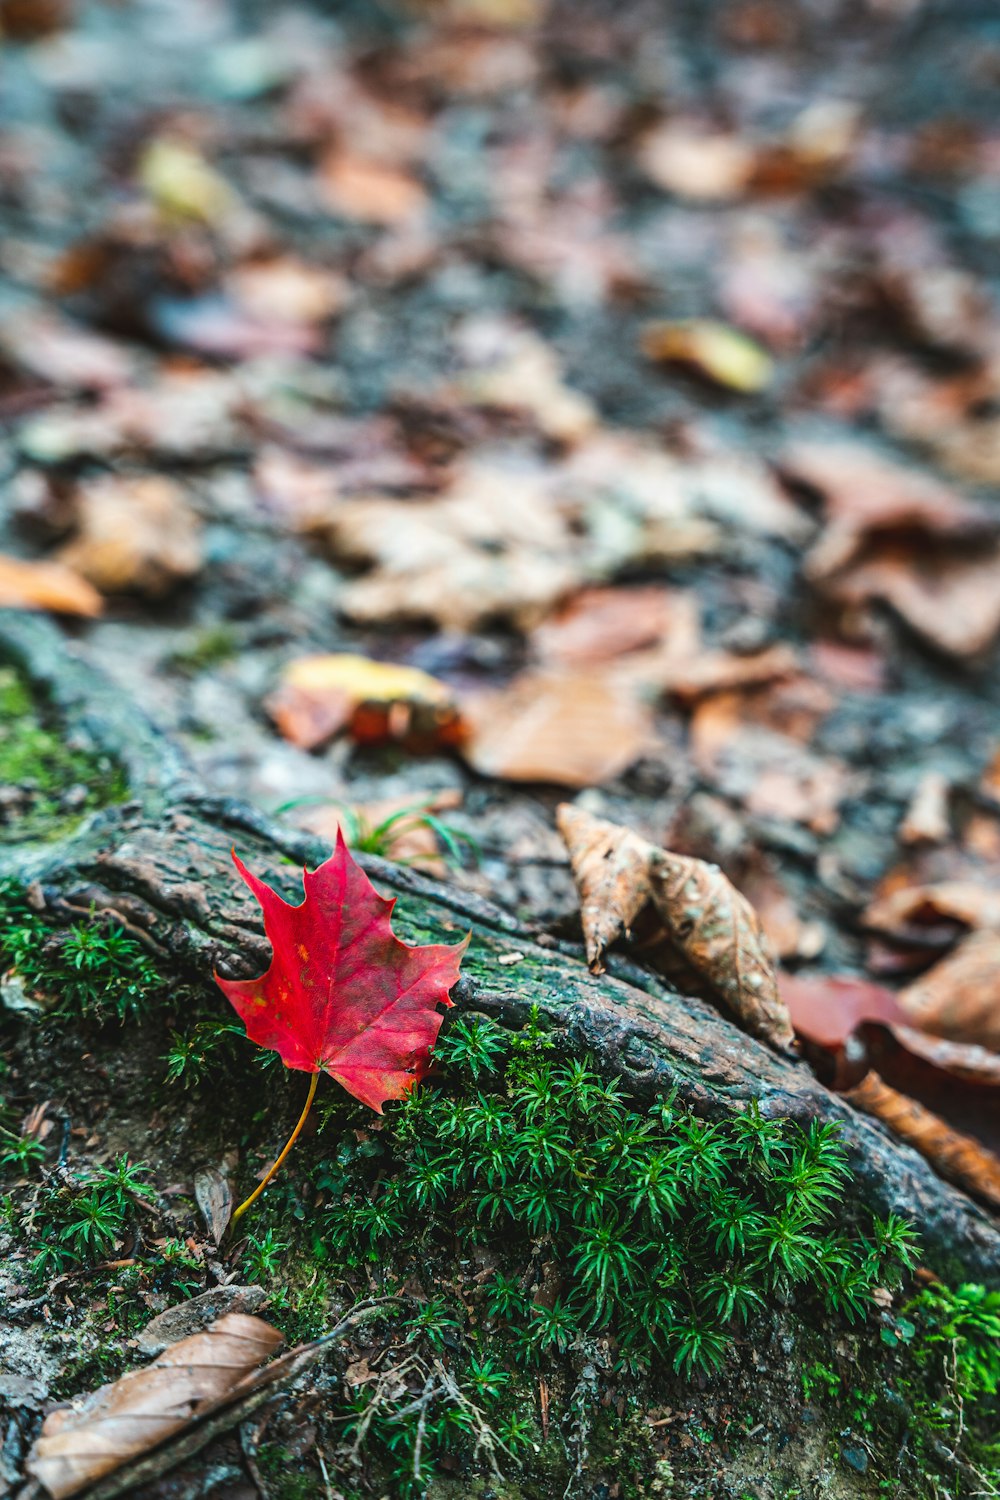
1;0;999;1496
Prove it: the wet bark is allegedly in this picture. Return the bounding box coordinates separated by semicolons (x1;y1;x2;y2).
2;609;998;1284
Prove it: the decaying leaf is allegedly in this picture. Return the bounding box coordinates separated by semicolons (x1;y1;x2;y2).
265;654;465;753
26;1313;284;1499
450;321;597;444
531;585;691;668
642;319;774;393
319;149;427;224
897;929;1000;1053
217;834;467;1111
864;881;1000;942
0;553;103;618
781;441;1000;657
320;463;579;631
555;803;655;973
845;1071;1000;1211
648;848;794;1050
461;671;655;789
556;805;794;1049
194;1166;233;1245
58;476;203;598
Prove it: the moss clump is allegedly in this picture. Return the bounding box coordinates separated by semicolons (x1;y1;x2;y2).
314;1016;917;1382
0;667;126;843
0;885;169;1022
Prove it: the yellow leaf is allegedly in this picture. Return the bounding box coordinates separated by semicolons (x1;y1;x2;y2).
642;319;774;393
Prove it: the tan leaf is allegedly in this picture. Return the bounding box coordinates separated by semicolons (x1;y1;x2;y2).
461;671;655;789
642;319;774;393
194;1167;233;1246
319;149;426;225
58;476;203;598
0;553;103;618
897;929;1000;1053
637;124;753;201
452;323;597;444
648;849;794;1049
845;1070;1000;1211
26;1313;284;1499
265;654;464;753
899;772;951;847
555;803;655;973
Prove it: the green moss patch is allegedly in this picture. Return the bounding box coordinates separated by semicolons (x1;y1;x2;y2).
0;667;126;844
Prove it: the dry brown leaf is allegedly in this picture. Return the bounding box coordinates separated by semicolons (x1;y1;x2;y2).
319;149;427;225
266;654;464;753
193;1167;232;1246
781;441;1000;657
58;476;203;597
556;806;793;1048
462;672;655;788
897;929;1000;1053
322;463;578;631
531;586;694;668
0;553;103;618
828;544;1000;660
648;848;794;1049
452;322;597;444
783;441;998;575
657;643;800;706
0;312;133;391
845;1070;1000;1210
26;1313;284;1499
642;319;774;393
555;803;655;973
864;881;1000;940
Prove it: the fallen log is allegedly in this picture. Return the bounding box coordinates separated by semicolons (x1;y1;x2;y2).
1;609;997;1283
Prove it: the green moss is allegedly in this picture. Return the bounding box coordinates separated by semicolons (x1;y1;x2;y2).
0;886;168;1021
165;624;239;676
0;667;127;843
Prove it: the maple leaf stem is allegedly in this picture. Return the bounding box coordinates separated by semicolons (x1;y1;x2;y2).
232;1071;319;1227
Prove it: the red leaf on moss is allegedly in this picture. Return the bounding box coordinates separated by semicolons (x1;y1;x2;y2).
216;832;468;1112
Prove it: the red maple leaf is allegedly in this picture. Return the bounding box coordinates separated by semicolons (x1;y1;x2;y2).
216;833;468;1113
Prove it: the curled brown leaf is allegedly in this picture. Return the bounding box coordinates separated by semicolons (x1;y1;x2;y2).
845;1070;1000;1211
26;1313;284;1499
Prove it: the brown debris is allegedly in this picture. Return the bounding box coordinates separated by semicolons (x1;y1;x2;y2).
26;1313;284;1499
845;1071;1000;1211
